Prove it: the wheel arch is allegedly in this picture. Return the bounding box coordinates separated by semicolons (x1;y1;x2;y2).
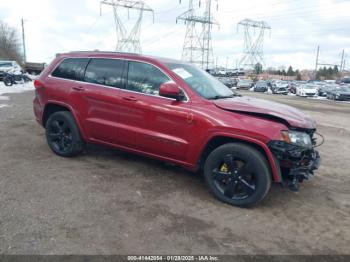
198;134;282;183
42;101;86;139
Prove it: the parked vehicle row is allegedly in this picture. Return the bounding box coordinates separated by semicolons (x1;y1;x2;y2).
216;76;350;102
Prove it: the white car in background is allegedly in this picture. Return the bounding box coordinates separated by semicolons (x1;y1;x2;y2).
275;80;289;88
296;84;318;97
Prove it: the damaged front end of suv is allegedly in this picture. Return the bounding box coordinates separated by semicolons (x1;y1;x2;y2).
268;129;321;191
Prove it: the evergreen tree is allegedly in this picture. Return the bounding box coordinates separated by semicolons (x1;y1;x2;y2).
287;66;294;76
254;63;263;75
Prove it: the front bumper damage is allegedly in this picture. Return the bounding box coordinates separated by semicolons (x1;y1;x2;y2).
268;140;321;191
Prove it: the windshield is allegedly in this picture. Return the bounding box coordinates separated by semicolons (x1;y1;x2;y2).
0;62;12;68
166;63;237;99
339;87;350;92
256;81;267;87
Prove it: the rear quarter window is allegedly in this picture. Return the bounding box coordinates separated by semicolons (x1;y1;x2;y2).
51;58;89;81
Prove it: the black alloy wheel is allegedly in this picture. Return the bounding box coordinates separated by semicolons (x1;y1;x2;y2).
211;154;256;200
45;111;84;157
48;119;73;153
204;143;271;207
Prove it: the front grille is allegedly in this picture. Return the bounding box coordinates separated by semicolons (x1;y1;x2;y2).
306;93;315;96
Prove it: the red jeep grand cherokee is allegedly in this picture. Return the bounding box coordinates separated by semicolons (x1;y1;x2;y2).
33;51;320;207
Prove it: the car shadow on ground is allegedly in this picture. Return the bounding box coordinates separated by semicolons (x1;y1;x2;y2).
75;143;296;208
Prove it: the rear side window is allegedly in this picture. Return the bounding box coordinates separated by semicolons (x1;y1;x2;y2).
127;61;170;95
84;59;124;88
51;58;89;81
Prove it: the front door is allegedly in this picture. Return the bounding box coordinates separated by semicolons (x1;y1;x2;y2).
117;61;194;162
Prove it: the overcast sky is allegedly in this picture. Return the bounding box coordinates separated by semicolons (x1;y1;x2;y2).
1;0;349;69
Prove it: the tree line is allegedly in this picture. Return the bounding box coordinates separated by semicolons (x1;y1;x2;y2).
255;63;341;80
0;20;23;65
254;63;302;80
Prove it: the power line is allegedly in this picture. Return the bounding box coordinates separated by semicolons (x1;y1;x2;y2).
21;18;26;63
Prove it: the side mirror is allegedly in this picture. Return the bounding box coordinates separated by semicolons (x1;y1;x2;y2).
159;82;184;101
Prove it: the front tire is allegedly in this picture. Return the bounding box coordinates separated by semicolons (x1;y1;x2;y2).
4;76;13;86
204;143;271;208
45;111;84;157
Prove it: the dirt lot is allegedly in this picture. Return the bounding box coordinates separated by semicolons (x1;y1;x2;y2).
0;89;349;255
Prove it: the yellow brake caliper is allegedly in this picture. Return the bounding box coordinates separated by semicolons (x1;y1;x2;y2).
220;163;228;173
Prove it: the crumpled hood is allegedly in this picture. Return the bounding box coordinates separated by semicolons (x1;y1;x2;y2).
214;96;316;129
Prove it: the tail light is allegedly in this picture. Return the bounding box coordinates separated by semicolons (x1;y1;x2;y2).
34;79;44;89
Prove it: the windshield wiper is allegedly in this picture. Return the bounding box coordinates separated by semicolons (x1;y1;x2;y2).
207;94;240;100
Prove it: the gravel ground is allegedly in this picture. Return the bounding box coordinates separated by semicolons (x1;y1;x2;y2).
0;89;349;255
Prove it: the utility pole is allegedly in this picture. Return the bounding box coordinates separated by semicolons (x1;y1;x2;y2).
100;0;154;54
340;49;345;72
314;45;319;80
21;18;27;63
204;0;212;70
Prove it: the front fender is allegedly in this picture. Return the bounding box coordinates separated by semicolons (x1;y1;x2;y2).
197;132;282;183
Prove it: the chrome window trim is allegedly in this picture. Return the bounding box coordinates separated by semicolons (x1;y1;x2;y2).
48;56;190;103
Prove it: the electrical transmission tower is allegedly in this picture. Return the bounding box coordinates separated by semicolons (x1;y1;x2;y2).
237;19;271;69
100;0;154;53
177;0;219;69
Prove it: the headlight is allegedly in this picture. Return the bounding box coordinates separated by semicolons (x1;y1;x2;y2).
281;130;312;148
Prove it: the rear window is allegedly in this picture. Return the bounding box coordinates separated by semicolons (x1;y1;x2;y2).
0;62;13;68
51;58;89;81
84;58;124;88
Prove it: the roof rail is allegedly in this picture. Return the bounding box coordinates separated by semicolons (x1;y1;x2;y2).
68;50;140;56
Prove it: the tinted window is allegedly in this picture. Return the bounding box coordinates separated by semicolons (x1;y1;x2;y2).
127;61;170;95
84;59;124;88
52;58;89;81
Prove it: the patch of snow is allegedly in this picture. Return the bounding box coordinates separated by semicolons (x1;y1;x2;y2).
0;104;8;109
0;95;9;101
307;96;327;100
0;82;34;96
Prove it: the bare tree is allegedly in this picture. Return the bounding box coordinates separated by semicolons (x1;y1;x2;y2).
0;21;23;65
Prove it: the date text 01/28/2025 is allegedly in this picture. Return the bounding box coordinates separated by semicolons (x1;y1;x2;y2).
127;255;219;261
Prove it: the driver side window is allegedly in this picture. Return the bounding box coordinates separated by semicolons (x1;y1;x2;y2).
127;61;170;96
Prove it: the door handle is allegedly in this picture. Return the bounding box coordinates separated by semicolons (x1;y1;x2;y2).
73;86;85;91
123;96;137;102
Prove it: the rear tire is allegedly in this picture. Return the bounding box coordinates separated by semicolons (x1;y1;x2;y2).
204;143;271;208
45;111;84;157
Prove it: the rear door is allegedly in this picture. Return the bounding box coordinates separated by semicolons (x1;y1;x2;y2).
79;58;126;144
117;60;194;161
